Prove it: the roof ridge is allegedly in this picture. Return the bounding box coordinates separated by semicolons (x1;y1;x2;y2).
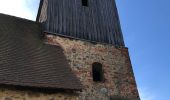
0;13;40;24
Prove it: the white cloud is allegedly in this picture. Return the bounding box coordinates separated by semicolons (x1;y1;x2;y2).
139;87;155;100
0;0;38;20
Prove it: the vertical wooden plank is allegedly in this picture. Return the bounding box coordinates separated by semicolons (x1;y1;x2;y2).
38;0;125;46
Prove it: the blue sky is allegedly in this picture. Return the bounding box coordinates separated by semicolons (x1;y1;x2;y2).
0;0;169;100
116;0;170;100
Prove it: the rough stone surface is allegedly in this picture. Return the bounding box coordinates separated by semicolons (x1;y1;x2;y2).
0;34;140;100
0;87;78;100
46;34;140;100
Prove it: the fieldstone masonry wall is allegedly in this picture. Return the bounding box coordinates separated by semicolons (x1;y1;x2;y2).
46;34;140;100
0;34;140;100
0;87;78;100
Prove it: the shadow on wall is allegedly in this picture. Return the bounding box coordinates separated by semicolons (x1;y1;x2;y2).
110;95;138;100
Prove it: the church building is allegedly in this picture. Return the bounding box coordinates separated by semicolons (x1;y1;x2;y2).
0;0;140;100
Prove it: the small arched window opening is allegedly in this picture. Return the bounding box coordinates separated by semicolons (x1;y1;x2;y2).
82;0;88;7
92;62;104;82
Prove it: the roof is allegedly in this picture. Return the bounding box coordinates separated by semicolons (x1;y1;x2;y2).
0;13;82;90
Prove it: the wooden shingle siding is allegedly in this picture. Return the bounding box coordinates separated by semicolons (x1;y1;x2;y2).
37;0;125;46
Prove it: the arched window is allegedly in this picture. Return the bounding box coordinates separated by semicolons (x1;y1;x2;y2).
92;62;104;82
82;0;88;7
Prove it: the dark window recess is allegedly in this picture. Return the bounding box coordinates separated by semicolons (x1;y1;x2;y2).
92;62;104;82
82;0;88;6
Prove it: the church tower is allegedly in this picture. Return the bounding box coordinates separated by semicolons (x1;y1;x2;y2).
37;0;140;99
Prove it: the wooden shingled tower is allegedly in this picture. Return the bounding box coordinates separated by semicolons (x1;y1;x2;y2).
37;0;140;99
36;0;125;46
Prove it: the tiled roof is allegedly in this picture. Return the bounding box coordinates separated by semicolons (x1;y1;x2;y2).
0;13;82;90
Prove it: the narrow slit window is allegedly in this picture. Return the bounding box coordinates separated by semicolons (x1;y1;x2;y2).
82;0;88;7
92;62;104;82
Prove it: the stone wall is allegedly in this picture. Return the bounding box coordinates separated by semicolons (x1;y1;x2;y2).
0;87;78;100
0;34;140;100
46;34;140;100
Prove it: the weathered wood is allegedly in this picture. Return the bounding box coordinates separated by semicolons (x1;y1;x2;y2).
37;0;125;46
